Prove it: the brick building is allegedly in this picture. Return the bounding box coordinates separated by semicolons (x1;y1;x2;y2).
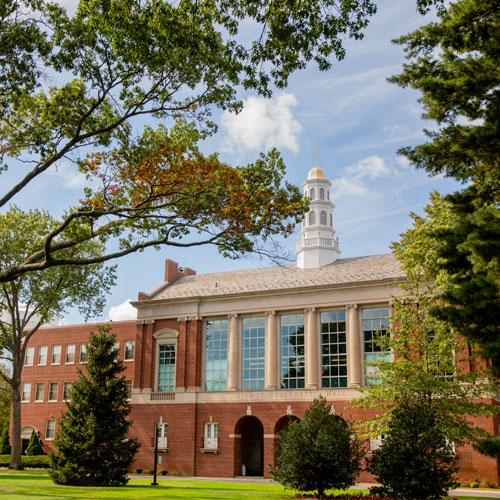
19;164;499;483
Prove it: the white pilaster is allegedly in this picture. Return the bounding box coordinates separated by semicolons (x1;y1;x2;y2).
227;314;240;391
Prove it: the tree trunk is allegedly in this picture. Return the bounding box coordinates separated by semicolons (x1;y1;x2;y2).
9;372;22;469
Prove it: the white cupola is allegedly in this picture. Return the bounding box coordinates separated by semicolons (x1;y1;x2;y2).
296;155;340;269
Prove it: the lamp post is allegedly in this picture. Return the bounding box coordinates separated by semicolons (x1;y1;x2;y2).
151;416;162;486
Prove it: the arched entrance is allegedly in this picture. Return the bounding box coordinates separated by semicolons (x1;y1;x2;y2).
235;416;264;476
273;415;300;470
20;426;36;454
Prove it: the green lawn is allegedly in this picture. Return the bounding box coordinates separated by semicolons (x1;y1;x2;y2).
0;472;496;500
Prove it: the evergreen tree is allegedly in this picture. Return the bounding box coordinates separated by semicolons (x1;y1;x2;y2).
0;418;10;455
367;396;459;499
25;429;44;456
272;397;363;499
49;326;139;486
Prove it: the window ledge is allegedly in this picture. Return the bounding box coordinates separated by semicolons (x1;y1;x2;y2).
149;448;169;452
200;448;220;454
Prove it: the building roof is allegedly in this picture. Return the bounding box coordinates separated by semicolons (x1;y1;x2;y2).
307;166;326;180
147;253;403;301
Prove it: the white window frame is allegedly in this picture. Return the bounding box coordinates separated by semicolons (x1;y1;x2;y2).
62;381;72;401
37;346;48;366
153;330;178;393
79;343;88;363
25;346;34;366
45;419;55;440
65;344;75;364
204;422;219;450
124;379;132;400
21;382;31;402
48;382;58;402
34;382;44;402
51;345;61;365
370;434;386;452
124;341;135;361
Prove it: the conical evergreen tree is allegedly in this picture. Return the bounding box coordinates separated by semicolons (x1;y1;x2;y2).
25;429;44;455
0;419;11;455
49;326;140;485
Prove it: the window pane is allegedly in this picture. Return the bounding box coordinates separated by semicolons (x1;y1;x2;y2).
79;344;88;363
51;345;61;364
280;315;305;389
158;344;176;392
48;382;58;401
363;307;390;385
25;347;34;366
65;345;75;363
38;346;47;365
242;317;265;390
125;341;135;360
205;319;228;391
35;382;44;401
320;311;348;389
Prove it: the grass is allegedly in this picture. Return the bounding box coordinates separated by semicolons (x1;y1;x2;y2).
0;472;495;500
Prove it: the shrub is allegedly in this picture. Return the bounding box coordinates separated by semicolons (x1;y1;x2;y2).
0;420;11;455
160;469;168;476
470;481;479;488
146;469;155;475
135;468;143;474
25;430;44;456
367;396;459;500
0;454;50;468
272;397;363;499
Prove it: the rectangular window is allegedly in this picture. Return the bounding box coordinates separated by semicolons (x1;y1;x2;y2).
112;342;120;358
242;317;265;390
320;310;348;388
35;382;44;402
25;347;34;366
363;307;391;385
157;345;176;392
21;382;31;402
124;379;132;399
280;314;305;389
48;382;58;402
51;345;61;365
124;341;135;361
45;419;55;440
79;343;88;363
37;346;48;366
65;344;75;364
63;381;72;401
156;422;168;449
205;319;228;391
204;422;219;449
370;434;387;452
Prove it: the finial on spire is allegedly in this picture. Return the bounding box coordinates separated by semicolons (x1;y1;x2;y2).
313;149;320;167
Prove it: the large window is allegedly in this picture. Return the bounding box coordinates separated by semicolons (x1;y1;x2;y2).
124;341;135;361
205;319;228;391
320;311;347;388
79;343;88;363
280;314;305;389
21;383;31;402
63;381;72;401
65;344;75;364
45;420;55;440
204;422;219;450
157;345;176;392
242;317;265;390
363;307;390;384
48;382;58;402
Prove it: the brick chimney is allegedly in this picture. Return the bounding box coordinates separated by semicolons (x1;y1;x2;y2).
165;259;183;283
183;267;196;277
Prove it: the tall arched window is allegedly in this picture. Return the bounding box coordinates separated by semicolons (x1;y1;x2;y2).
310;188;315;200
330;213;333;227
327;191;330;200
309;211;316;225
320;188;325;200
320;211;327;225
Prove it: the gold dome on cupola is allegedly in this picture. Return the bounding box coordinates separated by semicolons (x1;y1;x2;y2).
307;165;326;180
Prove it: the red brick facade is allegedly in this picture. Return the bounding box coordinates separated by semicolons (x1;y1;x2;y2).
19;316;500;484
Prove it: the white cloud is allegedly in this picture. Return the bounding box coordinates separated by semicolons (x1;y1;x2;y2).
221;93;302;153
332;156;397;200
48;161;87;189
108;299;137;321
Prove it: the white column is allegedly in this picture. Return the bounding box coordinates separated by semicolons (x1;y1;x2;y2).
227;314;240;391
305;308;319;389
347;305;361;388
265;311;278;390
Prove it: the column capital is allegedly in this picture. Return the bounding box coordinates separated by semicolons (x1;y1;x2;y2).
177;316;188;322
346;304;358;311
265;310;276;317
228;313;238;320
305;307;316;313
188;315;201;321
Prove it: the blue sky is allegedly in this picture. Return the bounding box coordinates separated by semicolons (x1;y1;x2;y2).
6;0;461;323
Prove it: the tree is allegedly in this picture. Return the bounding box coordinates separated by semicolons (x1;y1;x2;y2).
25;429;44;456
0;0;385;283
49;325;140;486
272;397;363;499
367;396;459;500
352;230;500;446
0;206;115;469
0;418;10;455
389;0;500;366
